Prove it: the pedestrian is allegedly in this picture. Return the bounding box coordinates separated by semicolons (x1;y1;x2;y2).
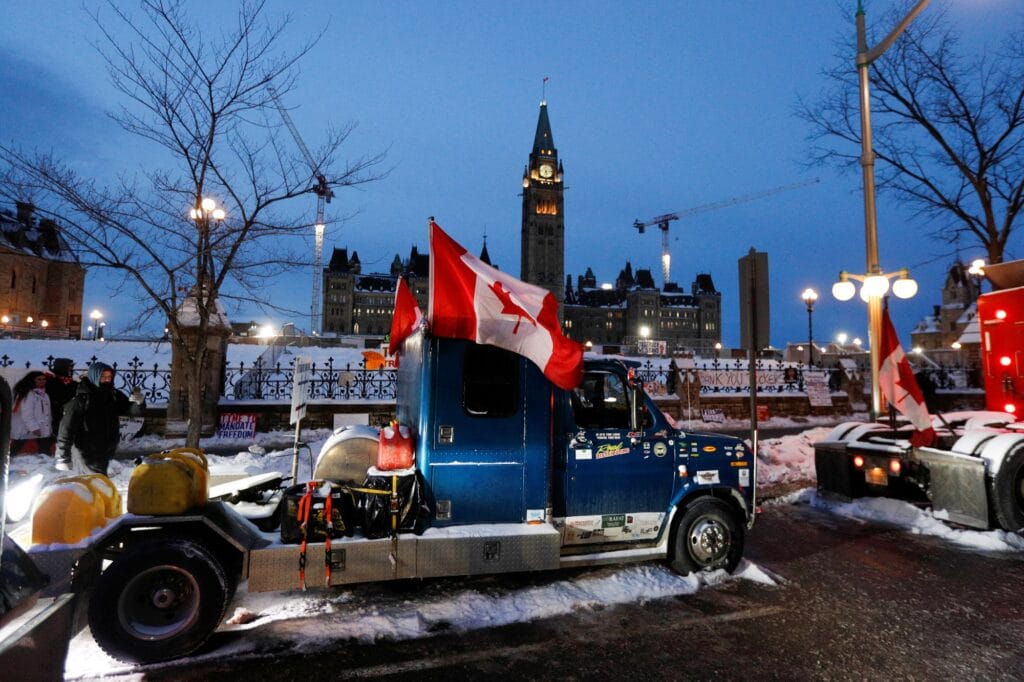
45;357;78;451
55;362;145;474
10;370;54;455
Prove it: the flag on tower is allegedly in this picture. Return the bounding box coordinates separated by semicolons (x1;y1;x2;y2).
388;276;423;356
427;219;583;390
878;307;936;447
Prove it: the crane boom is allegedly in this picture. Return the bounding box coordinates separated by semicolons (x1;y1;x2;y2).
633;177;819;286
267;86;334;335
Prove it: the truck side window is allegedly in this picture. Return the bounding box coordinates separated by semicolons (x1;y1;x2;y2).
571;371;629;429
463;344;519;417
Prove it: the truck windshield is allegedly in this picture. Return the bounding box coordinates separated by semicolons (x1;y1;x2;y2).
571;371;629;429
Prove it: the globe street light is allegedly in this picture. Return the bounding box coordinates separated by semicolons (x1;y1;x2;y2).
89;309;103;340
801;288;818;367
189;196;227;289
849;0;931;418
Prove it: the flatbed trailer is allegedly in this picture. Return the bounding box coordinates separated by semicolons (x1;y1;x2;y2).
4;333;758;667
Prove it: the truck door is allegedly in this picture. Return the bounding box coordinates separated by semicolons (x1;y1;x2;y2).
562;369;675;522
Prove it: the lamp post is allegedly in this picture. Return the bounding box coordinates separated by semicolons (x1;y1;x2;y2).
801;288;818;367
89;309;103;340
846;0;930;418
189;197;226;289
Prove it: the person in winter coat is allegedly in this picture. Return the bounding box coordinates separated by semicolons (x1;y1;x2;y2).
55;362;144;474
45;357;78;445
11;370;53;455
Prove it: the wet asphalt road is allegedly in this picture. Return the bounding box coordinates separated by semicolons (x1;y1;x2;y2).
123;498;1024;682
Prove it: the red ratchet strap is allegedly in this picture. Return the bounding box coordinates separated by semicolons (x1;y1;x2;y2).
297;481;316;590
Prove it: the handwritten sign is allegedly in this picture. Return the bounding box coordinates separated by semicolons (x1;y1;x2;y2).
701;408;725;424
217;413;257;439
804;371;833;407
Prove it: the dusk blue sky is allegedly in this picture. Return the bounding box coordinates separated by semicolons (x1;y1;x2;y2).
2;1;1021;349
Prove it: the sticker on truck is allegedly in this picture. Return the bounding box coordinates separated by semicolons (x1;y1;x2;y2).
696;469;721;485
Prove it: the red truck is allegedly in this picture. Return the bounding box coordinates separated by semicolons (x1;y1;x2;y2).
816;259;1024;531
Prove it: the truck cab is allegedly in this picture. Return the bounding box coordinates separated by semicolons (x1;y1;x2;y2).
397;332;756;569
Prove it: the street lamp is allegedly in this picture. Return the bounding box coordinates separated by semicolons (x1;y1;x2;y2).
845;0;931;418
189;196;226;289
89;309;103;340
801;288;818;367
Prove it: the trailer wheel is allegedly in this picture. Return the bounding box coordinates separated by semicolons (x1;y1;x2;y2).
88;538;230;664
670;497;744;575
989;445;1024;532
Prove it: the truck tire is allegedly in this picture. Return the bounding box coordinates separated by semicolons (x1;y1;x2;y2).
88;538;230;664
670;497;744;575
989;445;1024;532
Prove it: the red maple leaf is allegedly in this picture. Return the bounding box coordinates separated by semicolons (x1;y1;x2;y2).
489;281;537;334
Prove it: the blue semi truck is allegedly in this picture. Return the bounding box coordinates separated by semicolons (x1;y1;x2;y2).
2;332;756;665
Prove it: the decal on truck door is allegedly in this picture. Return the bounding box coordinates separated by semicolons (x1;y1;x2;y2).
556;512;666;545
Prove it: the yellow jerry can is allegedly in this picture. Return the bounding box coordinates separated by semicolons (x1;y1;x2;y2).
165;447;210;506
56;473;123;518
31;480;107;546
127;456;197;515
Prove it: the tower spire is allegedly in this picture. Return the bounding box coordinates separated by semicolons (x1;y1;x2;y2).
533;100;555;155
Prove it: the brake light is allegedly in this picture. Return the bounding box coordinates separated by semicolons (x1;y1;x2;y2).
995;309;1008;320
1000;356;1012;367
853;455;865;468
1006;403;1017;414
889;459;902;474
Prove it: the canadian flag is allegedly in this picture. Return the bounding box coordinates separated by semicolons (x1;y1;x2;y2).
428;219;583;390
878;307;936;447
388;276;424;356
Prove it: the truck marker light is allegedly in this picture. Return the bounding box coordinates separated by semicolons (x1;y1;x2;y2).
853;455;865;469
995;309;1008;320
677;465;688;478
1000;356;1013;367
1006;403;1017;414
889;459;902;474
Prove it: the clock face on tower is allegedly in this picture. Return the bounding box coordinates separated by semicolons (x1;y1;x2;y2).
539;163;554;179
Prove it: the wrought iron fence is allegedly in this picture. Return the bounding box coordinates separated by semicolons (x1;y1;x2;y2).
0;352;980;406
0;353;172;403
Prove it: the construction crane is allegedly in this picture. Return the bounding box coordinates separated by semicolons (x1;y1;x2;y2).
267;86;334;336
633;177;820;286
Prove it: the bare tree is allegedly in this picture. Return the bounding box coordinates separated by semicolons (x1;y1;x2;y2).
1;0;386;446
797;5;1024;265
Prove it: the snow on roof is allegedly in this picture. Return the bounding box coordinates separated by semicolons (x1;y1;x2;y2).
956;315;980;345
175;291;231;329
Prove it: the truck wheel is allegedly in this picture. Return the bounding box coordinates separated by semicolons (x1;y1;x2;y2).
88;538;230;664
670;497;744;575
990;446;1024;532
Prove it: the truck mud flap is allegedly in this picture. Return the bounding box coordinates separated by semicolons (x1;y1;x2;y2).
913;448;990;530
814;441;859;499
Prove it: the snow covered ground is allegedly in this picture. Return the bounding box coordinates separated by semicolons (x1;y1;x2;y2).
4;423;1022;679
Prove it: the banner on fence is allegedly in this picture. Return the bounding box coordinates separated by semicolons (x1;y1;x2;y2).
696;367;795;391
217;413;257;439
290;356;313;424
804;370;833;407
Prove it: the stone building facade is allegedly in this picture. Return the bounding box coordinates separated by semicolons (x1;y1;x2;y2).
0;202;85;337
563;264;722;353
911;261;981;364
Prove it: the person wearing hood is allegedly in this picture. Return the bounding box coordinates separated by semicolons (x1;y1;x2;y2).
45;357;78;449
55;362;145;474
11;370;53;455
